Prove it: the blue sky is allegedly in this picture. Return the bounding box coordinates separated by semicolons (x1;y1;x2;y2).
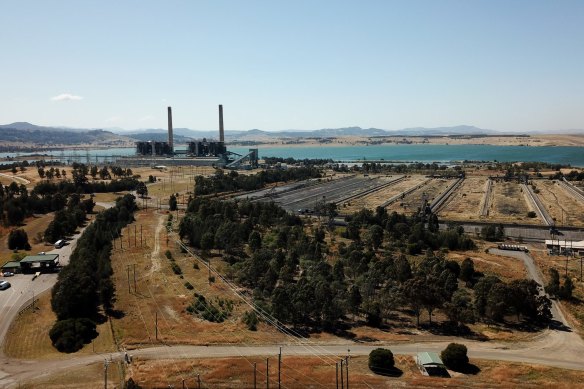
1;1;583;132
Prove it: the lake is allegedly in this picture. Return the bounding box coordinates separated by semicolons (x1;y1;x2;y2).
2;144;584;166
229;144;584;166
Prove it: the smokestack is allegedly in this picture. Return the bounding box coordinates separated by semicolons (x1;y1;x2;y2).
167;106;174;152
219;104;224;142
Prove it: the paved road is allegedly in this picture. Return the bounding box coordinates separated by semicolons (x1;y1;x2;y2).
1;330;584;388
0;203;116;358
0;232;81;356
488;248;569;325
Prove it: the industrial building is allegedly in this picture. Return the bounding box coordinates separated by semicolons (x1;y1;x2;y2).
545;239;584;256
1;253;60;274
130;104;259;168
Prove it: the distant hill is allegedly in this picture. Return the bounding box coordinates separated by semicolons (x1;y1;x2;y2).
3;122;582;149
120;125;500;140
0;122;133;146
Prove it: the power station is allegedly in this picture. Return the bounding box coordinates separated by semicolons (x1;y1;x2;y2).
132;105;258;168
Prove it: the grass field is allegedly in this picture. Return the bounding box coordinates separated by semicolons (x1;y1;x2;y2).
124;355;584;388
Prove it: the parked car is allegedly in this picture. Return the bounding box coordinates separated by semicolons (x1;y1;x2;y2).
2;272;14;277
0;281;11;290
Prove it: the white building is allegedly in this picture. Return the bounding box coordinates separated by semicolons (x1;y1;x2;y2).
545;240;584;257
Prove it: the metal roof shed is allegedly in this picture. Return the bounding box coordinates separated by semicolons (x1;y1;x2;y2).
416;352;448;377
19;254;60;273
1;261;22;273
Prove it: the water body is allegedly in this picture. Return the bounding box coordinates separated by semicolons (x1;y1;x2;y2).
230;144;584;166
2;144;584;166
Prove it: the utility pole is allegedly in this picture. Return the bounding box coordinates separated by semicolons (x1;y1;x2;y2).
345;355;349;389
197;374;201;389
104;359;108;389
278;347;282;389
336;363;339;389
254;363;257;389
266;358;269;389
127;265;131;293
182;379;185;389
155;311;158;340
340;359;344;389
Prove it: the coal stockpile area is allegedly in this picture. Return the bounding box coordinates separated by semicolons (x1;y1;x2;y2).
254;175;391;213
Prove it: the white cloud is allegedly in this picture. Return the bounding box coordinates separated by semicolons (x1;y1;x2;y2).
50;93;83;101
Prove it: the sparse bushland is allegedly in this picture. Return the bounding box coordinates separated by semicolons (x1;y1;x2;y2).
179;198;551;333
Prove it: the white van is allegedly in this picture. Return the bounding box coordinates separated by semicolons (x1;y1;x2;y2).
54;239;65;249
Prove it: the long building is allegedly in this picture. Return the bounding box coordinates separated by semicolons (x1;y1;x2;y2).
545;239;584;256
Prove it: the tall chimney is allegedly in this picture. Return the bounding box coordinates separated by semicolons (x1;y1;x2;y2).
167;106;174;152
218;104;225;142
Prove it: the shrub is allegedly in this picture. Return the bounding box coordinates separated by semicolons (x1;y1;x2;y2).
171;262;182;275
527;211;537;218
243;311;259;331
8;229;31;251
441;343;469;371
184;281;194;290
165;250;173;259
368;348;394;373
193;262;200;270
49;318;98;353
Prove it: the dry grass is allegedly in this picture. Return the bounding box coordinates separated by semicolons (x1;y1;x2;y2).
342;175;428;214
386;178;452;215
439;177;487;221
0;212;56;260
109;209;288;349
535;180;584;227
449;242;527;282
125;355;584;388
17;360;125;389
3;291;118;359
490;181;538;224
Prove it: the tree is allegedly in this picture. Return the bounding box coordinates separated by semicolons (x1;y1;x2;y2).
49;318;98;353
90;165;98;179
368;348;394;374
169;194;178;211
441;343;469;371
559;276;574;300
460;258;475;284
366;225;384;249
38;167;45;179
8;229;31;250
444;289;475;327
546;268;561;297
136;182;148;198
248;231;262;252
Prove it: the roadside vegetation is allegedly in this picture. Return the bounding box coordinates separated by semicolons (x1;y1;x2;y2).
49;194;137;353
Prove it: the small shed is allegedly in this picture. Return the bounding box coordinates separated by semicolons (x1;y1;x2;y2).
1;261;22;274
416;352;448;377
19;253;60;273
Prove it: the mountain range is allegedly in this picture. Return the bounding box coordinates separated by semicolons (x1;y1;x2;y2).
1;122;582;147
